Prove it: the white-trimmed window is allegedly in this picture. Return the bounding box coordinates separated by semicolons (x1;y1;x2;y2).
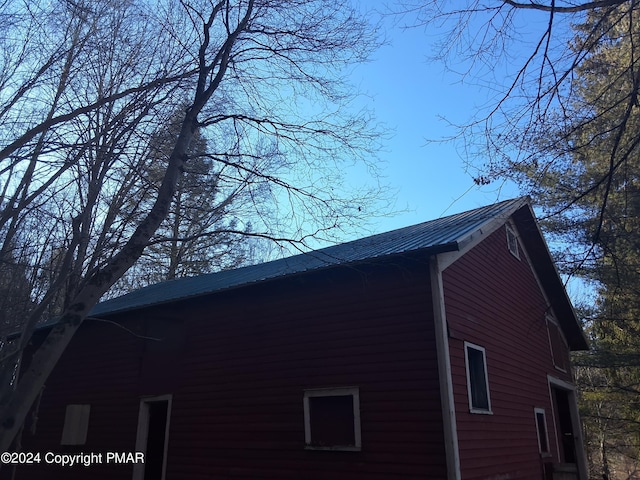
506;225;520;259
547;317;569;372
303;387;361;451
534;408;550;455
61;404;90;445
464;342;492;414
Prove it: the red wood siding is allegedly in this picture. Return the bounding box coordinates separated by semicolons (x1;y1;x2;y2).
13;320;144;479
443;226;574;480
13;258;447;479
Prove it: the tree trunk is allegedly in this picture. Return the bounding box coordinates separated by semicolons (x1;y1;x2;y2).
0;112;197;451
601;435;611;480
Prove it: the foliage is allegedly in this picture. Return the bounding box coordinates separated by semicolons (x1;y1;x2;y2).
407;2;640;477
513;5;640;478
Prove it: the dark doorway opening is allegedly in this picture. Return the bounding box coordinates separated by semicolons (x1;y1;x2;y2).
552;387;576;464
134;396;171;480
144;400;169;480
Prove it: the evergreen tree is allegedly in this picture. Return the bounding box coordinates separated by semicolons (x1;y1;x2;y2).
408;2;640;475
113;108;265;293
0;0;383;449
511;6;640;477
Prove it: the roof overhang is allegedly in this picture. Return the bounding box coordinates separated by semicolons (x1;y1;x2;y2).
433;199;588;351
511;204;589;351
21;198;588;352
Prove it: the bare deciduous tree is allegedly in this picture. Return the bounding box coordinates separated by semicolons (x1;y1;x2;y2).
406;2;640;477
0;0;384;450
405;2;634;240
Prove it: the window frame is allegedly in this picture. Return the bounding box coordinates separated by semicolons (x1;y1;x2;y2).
506;224;520;259
534;407;551;456
60;404;90;445
546;316;569;373
303;386;361;451
464;342;492;414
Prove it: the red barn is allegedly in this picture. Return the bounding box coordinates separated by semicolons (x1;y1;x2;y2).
11;198;589;479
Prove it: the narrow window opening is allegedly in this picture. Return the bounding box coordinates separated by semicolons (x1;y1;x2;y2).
535;408;550;455
506;225;520;259
547;318;569;372
464;342;492;414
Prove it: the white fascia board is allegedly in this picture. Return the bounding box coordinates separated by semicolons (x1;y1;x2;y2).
437;218;511;271
438;198;531;272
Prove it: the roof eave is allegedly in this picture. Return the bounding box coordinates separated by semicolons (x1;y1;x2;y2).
90;241;461;318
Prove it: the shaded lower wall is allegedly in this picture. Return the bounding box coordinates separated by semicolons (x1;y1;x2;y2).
10;256;448;479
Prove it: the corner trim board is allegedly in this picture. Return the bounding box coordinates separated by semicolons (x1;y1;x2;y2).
430;255;461;480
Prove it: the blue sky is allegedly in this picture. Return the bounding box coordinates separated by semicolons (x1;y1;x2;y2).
345;4;522;234
343;4;597;304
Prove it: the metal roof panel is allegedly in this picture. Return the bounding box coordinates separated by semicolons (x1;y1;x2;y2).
91;198;526;316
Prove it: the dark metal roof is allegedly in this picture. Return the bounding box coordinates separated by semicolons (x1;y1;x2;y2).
91;198;527;317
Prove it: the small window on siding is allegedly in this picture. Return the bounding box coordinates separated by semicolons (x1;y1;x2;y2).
61;404;90;445
303;387;361;451
547;318;569;372
534;408;550;455
506;225;520;259
464;343;492;414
